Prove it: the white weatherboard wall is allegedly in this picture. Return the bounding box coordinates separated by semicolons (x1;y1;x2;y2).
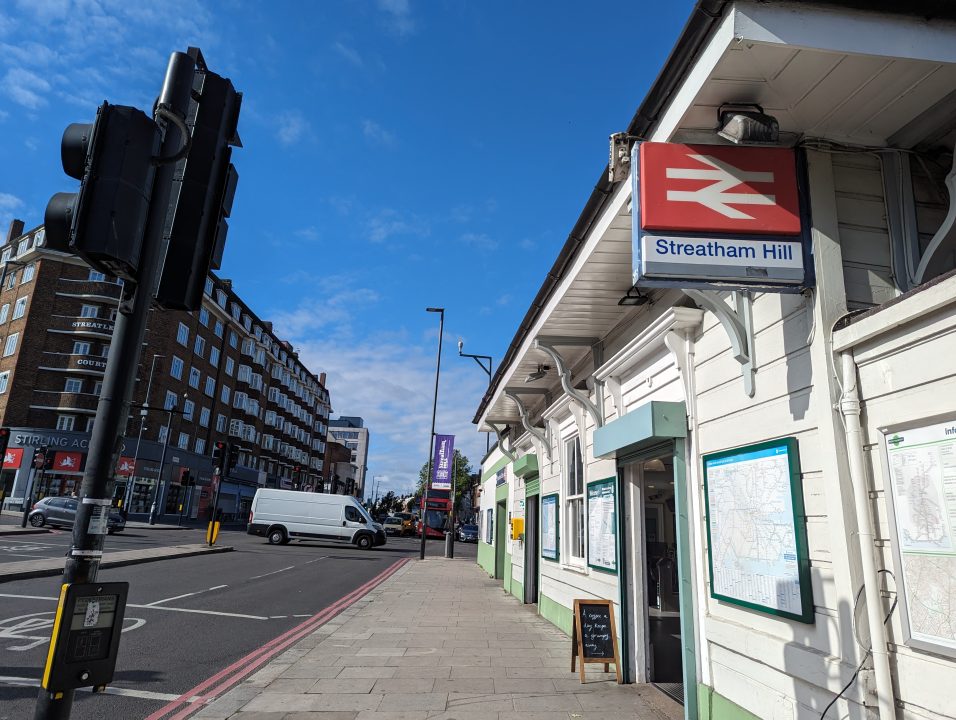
835;273;956;720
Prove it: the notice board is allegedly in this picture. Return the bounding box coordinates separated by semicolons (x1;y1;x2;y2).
571;599;621;683
541;493;559;561
703;437;813;623
587;478;617;573
881;417;956;658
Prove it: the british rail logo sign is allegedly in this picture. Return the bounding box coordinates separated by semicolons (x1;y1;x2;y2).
632;142;811;291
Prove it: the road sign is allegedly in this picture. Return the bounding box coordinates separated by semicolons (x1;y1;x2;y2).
632;142;811;292
639;143;800;235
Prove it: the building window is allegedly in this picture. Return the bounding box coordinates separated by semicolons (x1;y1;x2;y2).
209;345;220;367
64;378;83;393
6;272;17;289
0;371;9;394
22;262;35;283
230;302;240;320
216;289;227;308
170;355;184;380
214;319;223;338
12;296;27;320
225;357;234;376
199;407;210;427
194;335;205;358
93;381;102;395
0;304;8;324
1;248;9;264
564;436;585;562
220;385;230;404
199;307;209;326
164;390;178;411
16;237;28;256
183;399;195;421
228;331;238;349
204;278;213;296
157;425;169;444
177;322;189;346
79;304;98;318
56;415;76;431
204;376;215;397
188;366;201;389
73;341;91;355
216;414;227;432
3;332;18;357
88;270;105;281
85;417;95;432
101;345;110;357
195;438;206;455
177;432;190;450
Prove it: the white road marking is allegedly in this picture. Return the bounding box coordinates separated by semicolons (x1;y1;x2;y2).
0;540;68;548
145;584;229;606
0;612;146;651
269;615;287;619
0;593;268;621
303;556;328;564
292;614;311;617
0;552;50;558
249;565;294;580
0;675;186;702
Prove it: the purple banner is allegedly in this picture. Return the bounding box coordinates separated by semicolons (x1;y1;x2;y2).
431;434;455;491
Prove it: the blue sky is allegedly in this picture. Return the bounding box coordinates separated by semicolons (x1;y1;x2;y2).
0;0;694;495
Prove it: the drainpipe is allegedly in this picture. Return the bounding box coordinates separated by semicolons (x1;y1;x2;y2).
839;351;896;720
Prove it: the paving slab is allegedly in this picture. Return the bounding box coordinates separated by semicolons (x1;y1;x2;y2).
209;558;683;719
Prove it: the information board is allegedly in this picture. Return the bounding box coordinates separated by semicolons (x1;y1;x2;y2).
541;493;559;561
571;599;621;683
703;437;813;623
882;418;956;657
587;478;617;572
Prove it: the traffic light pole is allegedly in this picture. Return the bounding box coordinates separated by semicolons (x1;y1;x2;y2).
34;52;195;720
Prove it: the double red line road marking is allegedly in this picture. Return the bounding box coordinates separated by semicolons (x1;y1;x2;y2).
145;557;411;720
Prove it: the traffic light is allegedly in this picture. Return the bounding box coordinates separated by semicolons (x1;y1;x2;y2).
211;440;227;473
44;102;161;281
155;60;242;311
226;443;240;473
179;469;193;486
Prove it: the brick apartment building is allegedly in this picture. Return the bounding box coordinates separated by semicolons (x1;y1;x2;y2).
0;220;332;521
328;415;369;499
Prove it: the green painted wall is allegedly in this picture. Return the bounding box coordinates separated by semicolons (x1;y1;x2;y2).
482;456;511;482
477;541;495;576
502;552;512;594
698;685;761;720
495;482;509;503
539;592;573;636
511;577;523;602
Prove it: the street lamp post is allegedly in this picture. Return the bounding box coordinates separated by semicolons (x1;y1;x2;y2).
421;307;444;561
124;353;164;517
458;340;493;453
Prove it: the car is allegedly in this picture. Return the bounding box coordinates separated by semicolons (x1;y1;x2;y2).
393;512;415;536
382;516;405;536
28;496;126;534
457;524;479;543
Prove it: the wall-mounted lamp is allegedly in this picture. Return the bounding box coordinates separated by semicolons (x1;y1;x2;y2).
717;103;779;145
618;287;651;306
524;364;550;383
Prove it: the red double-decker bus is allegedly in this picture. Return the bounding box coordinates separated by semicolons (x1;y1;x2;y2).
418;488;451;539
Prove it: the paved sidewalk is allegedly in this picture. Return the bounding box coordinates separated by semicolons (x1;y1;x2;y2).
0;542;232;581
196;558;682;720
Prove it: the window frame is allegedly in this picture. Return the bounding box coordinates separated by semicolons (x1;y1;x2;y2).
563;435;586;566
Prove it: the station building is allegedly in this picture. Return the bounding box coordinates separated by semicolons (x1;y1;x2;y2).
474;2;956;719
0;221;331;521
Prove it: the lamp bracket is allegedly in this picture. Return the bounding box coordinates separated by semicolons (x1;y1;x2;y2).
504;390;552;460
684;289;756;397
533;337;604;428
914;144;956;284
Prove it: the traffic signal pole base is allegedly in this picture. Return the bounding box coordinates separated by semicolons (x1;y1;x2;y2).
444;533;454;559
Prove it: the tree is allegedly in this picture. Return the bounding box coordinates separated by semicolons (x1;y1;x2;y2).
417;448;472;515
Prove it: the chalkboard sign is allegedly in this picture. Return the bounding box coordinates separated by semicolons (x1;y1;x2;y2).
571;599;621;683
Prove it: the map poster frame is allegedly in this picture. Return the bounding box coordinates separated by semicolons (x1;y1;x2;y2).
541;493;559;561
587;477;618;574
702;437;814;624
879;414;956;659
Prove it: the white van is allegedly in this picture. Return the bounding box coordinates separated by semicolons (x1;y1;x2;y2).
247;489;386;549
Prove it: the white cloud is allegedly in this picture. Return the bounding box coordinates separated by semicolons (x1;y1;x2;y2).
295;226;320;242
332;41;363;67
366;208;429;243
276;111;310;146
0;192;25;232
3;67;50;108
377;0;416;37
362;119;395;146
461;232;498;252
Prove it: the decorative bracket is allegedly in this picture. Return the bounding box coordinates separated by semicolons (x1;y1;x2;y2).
915;143;956;284
684;289;756;397
533;336;604;428
487;420;516;462
504;389;552;460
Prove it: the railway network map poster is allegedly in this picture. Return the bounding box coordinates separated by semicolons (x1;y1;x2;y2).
882;419;956;657
541;494;559;561
587;478;617;572
703;437;813;623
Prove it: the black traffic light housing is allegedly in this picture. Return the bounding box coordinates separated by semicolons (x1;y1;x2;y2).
44;103;161;281
212;440;227;473
156;55;242;311
0;428;10;463
226;443;240;474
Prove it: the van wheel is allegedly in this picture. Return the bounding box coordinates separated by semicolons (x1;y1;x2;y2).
355;534;373;550
29;514;45;527
267;527;287;545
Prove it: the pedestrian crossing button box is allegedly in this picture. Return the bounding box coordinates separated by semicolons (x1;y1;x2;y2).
42;581;129;692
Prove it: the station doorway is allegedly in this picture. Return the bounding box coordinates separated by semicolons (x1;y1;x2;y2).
523;493;539;605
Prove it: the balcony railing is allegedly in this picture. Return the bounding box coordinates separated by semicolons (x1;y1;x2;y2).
31;389;99;413
48;314;115;338
38;352;108;375
56;278;123;301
